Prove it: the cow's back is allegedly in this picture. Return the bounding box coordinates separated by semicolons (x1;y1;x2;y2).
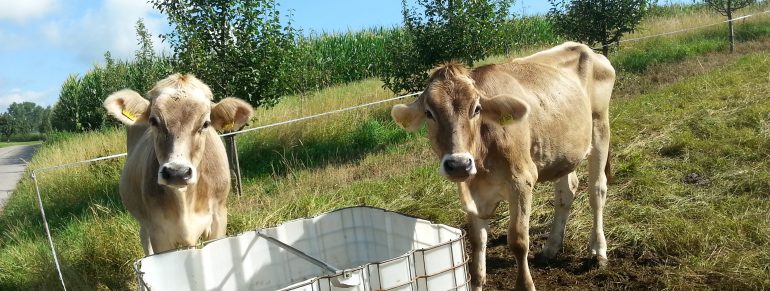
473;49;598;181
522;41;615;115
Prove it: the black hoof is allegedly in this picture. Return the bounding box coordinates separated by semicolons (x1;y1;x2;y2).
533;251;555;267
594;255;609;268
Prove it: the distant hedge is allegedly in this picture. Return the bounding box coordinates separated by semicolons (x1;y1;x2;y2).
50;13;561;132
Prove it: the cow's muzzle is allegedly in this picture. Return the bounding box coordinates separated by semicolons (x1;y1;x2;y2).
439;153;477;182
158;161;196;187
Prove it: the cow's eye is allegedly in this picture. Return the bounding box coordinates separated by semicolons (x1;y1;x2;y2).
149;116;159;127
202;121;211;129
425;110;434;120
473;105;482;116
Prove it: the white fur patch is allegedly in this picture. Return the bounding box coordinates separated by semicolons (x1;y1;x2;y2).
186;87;209;101
159;87;177;98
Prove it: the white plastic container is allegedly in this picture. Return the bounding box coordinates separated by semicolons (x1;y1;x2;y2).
134;206;469;291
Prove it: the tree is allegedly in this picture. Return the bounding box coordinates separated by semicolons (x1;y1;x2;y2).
6;102;45;134
132;18;171;92
135;18;155;64
51;75;83;132
0;113;17;141
548;0;650;56
39;106;52;133
704;0;756;53
150;0;298;108
381;0;513;94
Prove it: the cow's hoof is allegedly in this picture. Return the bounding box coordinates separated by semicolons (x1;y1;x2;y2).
594;255;608;268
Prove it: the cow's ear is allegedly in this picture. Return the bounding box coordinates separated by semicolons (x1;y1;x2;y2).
103;89;150;126
480;94;529;125
211;97;254;132
391;98;425;132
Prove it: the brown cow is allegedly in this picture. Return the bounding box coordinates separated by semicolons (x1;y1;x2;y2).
391;42;615;290
103;74;253;255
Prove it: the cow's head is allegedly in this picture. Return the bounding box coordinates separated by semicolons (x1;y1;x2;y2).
104;74;253;188
391;62;528;182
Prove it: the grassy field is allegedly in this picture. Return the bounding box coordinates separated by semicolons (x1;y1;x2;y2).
1;6;770;290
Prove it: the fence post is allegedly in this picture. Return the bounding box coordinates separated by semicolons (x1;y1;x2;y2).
223;134;243;197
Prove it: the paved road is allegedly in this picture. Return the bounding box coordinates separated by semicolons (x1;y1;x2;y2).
0;145;38;211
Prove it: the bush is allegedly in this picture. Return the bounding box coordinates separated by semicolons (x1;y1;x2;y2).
6;133;44;142
380;0;513;94
548;0;651;55
50;55;173;132
151;0;299;108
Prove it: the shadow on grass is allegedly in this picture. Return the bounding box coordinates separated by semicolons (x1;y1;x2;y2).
0;158;124;244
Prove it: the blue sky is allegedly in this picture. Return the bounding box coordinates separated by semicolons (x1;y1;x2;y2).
0;0;694;113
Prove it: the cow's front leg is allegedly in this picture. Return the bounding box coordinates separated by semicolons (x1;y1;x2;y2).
467;213;490;291
140;225;153;255
508;180;535;290
209;204;228;239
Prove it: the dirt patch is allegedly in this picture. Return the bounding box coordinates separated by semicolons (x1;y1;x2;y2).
681;173;711;186
467;225;678;290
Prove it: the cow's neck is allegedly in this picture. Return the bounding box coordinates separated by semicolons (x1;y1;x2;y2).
163;185;199;217
476;119;507;172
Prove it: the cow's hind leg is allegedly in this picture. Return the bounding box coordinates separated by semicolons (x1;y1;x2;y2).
538;171;578;262
588;113;610;266
468;214;490;291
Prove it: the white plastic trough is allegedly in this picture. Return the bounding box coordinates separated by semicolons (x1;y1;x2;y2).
134;206;469;291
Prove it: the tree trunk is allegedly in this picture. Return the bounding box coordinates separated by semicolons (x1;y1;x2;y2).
601;41;609;56
725;0;735;53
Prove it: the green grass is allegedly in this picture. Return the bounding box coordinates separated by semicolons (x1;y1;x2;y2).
2;10;770;291
0;141;42;148
612;19;770;73
603;52;770;289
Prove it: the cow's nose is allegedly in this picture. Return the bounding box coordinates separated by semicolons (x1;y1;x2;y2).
444;157;473;173
161;164;193;181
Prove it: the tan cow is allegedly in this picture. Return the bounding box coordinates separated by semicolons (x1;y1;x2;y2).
103;74;253;255
391;42;615;290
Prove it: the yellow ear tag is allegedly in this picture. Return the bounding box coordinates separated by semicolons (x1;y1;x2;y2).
122;109;137;121
222;121;235;131
499;114;514;125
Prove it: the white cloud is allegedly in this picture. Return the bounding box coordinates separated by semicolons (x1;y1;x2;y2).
0;0;59;24
0;89;47;113
44;0;169;62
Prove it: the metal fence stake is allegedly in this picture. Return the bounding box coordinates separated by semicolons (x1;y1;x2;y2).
224;134;243;197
